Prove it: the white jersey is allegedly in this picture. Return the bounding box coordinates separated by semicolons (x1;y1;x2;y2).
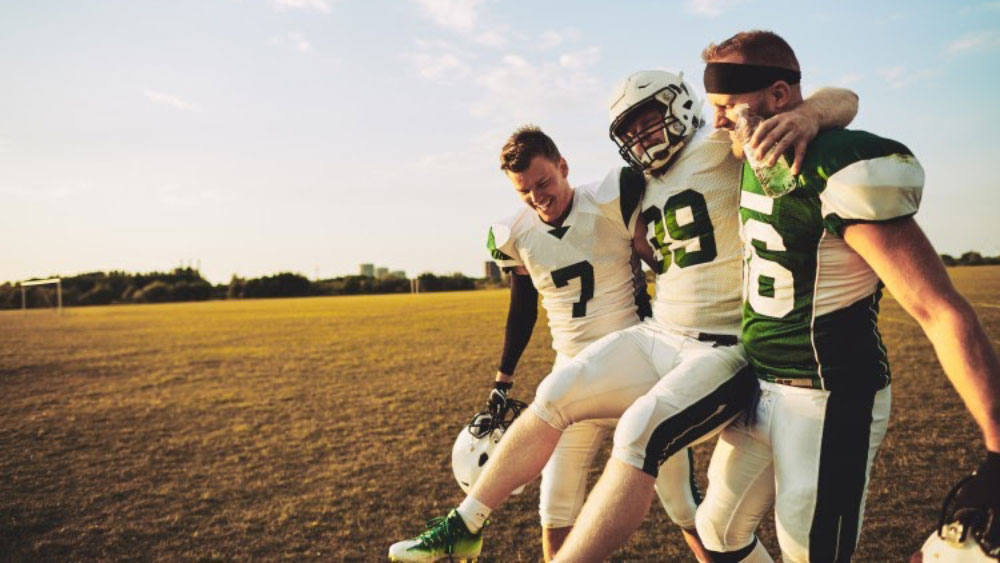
640;129;743;335
488;167;647;357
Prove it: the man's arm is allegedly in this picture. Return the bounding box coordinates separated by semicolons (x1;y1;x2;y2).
752;86;859;175
843;218;1000;451
631;219;659;272
495;267;538;385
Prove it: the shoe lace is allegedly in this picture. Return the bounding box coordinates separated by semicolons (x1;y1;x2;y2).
417;515;459;554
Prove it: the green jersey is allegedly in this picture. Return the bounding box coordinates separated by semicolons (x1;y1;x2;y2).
739;128;924;391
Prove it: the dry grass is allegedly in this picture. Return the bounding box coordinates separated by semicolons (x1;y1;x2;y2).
1;266;998;562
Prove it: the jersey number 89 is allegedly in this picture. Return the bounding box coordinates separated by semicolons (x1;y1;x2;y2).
641;189;718;273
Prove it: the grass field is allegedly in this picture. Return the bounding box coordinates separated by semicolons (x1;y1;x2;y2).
2;266;999;562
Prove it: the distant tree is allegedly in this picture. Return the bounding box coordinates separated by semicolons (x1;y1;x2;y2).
940;254;957;266
417;273;441;292
170;280;213;301
134;281;172;303
227;276;245;299
416;272;474;292
79;283;115;306
959;251;984;266
242;273;311;298
121;285;139;302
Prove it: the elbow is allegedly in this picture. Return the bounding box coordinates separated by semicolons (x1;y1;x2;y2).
908;292;976;333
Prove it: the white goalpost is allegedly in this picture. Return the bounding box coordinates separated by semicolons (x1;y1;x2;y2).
20;278;63;315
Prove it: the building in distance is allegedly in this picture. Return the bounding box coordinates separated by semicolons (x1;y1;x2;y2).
484;261;501;282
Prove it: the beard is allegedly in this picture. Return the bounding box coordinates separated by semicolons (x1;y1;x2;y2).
728;130;745;160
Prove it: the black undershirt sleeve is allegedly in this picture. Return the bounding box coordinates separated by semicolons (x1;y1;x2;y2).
498;272;538;376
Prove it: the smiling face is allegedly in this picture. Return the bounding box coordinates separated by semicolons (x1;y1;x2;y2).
505;155;573;225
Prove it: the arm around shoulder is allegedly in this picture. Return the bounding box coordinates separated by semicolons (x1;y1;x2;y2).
802;86;858;130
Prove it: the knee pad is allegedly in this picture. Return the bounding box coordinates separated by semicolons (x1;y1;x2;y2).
530;359;592;431
696;507;760;554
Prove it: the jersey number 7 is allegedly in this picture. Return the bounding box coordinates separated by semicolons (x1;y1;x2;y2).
552;261;594;318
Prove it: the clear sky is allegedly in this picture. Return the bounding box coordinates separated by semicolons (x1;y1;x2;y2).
3;0;999;284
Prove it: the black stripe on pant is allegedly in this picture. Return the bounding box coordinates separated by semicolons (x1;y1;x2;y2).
688;448;703;505
642;365;757;477
808;388;878;562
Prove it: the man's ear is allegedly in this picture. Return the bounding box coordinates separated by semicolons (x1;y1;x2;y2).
768;81;793;112
559;157;569;178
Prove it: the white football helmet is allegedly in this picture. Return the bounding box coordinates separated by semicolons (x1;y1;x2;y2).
916;475;999;562
451;400;527;496
608;70;704;173
918;532;996;562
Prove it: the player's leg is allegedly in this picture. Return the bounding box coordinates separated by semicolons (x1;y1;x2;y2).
557;456;658;563
769;383;891;563
554;338;756;561
695;395;777;563
655;448;713;562
389;327;664;561
538;418;613;561
471;328;661;510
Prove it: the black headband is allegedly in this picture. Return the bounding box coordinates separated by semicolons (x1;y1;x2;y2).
703;62;801;94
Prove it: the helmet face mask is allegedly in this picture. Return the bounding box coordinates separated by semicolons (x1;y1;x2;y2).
608;70;704;175
613;100;689;173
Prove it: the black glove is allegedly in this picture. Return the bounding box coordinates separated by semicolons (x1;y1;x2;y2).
487;381;514;418
948;451;1000;556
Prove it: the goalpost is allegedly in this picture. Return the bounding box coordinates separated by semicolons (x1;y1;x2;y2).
20;278;63;315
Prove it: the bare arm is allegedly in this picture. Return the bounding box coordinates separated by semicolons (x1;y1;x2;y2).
495;267;537;384
752;86;859;175
843;218;1000;451
632;220;658;271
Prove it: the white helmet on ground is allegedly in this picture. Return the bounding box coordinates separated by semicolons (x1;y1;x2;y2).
915;474;1000;562
918;532;996;562
608;70;704;173
451;400;528;496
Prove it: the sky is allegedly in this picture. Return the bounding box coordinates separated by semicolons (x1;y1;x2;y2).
2;0;999;284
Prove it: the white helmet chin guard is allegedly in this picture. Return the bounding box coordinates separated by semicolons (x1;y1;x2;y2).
608;70;704;173
452;400;528;496
917;475;1000;562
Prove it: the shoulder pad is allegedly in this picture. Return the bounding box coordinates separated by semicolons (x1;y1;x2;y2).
822;154;923;222
487;214;523;266
586;166;645;221
809;131;924;224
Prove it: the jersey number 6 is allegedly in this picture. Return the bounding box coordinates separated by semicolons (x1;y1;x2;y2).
552;261;594;318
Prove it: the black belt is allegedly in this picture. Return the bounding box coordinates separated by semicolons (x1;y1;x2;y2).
697;333;739;346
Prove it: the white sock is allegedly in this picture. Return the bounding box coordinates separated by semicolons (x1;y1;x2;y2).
456;496;492;533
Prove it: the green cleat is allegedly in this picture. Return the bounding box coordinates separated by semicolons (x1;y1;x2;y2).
388;509;484;562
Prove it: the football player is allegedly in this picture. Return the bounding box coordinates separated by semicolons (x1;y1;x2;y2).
388;72;858;562
694;30;1000;563
478;125;706;560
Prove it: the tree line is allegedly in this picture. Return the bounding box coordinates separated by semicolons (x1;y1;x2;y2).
1;268;479;309
940;252;1000;266
5;253;996;310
